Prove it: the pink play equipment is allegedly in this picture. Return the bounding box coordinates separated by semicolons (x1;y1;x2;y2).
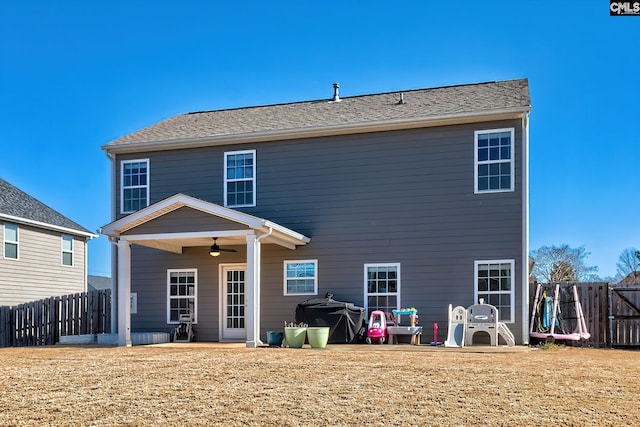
366;310;389;344
529;283;591;342
430;322;442;346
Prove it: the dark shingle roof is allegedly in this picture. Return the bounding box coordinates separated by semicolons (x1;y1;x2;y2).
618;272;640;285
0;178;93;235
88;275;113;292
104;78;530;149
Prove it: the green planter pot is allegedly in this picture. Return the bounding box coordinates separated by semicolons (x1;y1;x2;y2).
307;327;330;349
284;327;307;348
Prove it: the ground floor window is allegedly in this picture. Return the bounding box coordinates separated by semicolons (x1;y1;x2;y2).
283;260;318;295
167;269;197;324
475;260;514;323
364;263;400;317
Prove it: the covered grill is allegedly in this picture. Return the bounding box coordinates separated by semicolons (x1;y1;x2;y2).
295;293;366;344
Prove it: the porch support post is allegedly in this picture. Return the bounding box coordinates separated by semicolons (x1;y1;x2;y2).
117;239;132;347
245;233;262;348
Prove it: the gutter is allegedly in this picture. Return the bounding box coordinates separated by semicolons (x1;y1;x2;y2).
0;213;97;239
102;107;531;155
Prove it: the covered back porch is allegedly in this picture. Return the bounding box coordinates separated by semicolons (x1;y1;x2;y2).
100;193;310;347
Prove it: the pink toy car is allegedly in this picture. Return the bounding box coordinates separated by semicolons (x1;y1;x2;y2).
366;310;389;344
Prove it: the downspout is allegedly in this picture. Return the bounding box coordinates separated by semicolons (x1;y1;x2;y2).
253;227;273;344
522;112;530;345
256;227;273;243
84;236;89;293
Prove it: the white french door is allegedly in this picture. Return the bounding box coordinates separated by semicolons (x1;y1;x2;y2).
220;264;247;341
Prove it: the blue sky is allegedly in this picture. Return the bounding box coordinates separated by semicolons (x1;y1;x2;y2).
1;1;638;279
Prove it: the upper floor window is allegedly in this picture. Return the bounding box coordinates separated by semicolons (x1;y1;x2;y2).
475;260;515;323
364;263;400;318
62;235;73;266
225;150;256;207
284;260;318;296
4;224;18;259
474;128;514;193
121;159;149;214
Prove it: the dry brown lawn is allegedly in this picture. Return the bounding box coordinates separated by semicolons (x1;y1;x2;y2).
0;344;638;426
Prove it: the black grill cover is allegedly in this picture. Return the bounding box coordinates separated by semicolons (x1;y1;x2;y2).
295;293;366;343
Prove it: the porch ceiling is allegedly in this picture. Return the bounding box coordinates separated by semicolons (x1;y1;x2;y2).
100;194;310;254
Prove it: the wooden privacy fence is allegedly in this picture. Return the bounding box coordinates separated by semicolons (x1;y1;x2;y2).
609;284;640;346
575;282;609;348
0;289;111;348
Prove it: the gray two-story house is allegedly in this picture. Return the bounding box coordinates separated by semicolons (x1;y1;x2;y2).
100;79;531;347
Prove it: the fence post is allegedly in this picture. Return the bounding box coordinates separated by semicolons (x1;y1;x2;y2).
0;307;7;348
74;293;81;335
82;292;87;334
10;306;16;347
105;289;112;333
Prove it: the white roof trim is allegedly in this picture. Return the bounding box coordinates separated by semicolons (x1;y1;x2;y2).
100;193;265;235
103;107;530;154
99;193;310;247
0;213;97;239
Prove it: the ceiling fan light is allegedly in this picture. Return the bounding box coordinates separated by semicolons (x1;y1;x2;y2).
209;245;221;257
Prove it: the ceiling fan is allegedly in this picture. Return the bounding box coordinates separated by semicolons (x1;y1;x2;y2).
209;237;237;257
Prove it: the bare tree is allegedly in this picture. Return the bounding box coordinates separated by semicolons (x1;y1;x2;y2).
549;260;577;283
530;244;598;283
616;247;640;280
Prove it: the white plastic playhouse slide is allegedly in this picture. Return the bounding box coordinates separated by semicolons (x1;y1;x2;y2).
444;302;515;347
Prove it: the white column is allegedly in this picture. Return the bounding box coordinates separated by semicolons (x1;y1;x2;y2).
117;239;132;347
245;233;262;348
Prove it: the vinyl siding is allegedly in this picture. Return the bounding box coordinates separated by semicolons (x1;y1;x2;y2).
117;119;527;342
122;206;249;236
0;222;87;306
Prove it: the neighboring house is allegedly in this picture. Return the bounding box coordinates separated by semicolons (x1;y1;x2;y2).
0;179;96;306
88;274;113;293
618;272;640;285
100;79;531;347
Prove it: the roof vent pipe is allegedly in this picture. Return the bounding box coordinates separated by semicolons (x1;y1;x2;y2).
398;92;405;105
332;82;340;102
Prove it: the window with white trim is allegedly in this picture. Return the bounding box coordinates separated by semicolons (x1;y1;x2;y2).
61;235;73;266
4;224;18;259
225;150;256;207
284;260;318;295
167;269;197;324
121;159;149;214
364;263;400;317
475;260;515;323
475;128;514;193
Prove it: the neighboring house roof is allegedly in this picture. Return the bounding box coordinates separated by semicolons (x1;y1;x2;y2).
0;178;95;237
103;78;530;153
88;275;113;293
618;272;640;285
